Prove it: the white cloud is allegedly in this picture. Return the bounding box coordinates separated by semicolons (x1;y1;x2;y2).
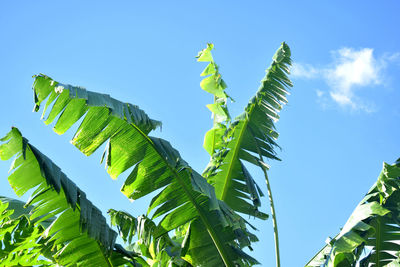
292;47;396;112
325;48;381;111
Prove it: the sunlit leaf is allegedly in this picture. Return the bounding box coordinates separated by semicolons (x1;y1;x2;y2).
0;128;137;267
203;43;292;219
32;75;258;266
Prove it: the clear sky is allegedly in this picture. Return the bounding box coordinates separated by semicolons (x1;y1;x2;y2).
1;1;400;266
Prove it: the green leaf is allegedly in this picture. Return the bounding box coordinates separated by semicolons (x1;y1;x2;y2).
200;62;217;76
306;161;400;267
32;75;258;267
203;124;226;155
203;42;292;218
200;74;226;98
0;202;54;267
341;202;390;234
206;103;229;121
196;43;214;62
108;209;189;265
0;128;137;267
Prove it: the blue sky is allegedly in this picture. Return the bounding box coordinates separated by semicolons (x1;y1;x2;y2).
1;1;400;266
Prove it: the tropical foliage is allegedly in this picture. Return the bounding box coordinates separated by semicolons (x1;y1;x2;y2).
0;197;53;266
0;128;135;266
0;41;398;267
0;43;292;266
306;159;400;267
198;42;292;267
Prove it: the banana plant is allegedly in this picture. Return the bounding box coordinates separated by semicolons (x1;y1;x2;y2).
306;160;400;266
3;41;398;267
200;43;292;267
30;70;261;266
0;42;294;266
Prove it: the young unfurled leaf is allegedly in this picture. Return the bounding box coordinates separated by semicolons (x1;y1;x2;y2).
203;124;227;155
200;74;226;98
206;103;228;120
200;62;217;76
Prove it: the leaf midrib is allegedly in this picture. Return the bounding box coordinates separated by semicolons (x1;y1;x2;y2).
130;123;235;267
220;118;249;201
219;96;260;203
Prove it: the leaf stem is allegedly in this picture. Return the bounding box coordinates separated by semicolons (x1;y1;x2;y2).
211;95;217;155
263;170;280;267
249;128;280;267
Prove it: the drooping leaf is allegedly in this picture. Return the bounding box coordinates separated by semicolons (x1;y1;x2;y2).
0;128;137;267
33;74;161;161
32;75;258;266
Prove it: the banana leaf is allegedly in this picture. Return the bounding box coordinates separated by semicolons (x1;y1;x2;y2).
109;209;190;266
306;161;400;267
0;198;55;266
32;75;258;266
203;42;292;219
0;128;137;267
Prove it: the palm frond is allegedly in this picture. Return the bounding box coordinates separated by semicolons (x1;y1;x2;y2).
0;128;136;267
32;75;258;266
